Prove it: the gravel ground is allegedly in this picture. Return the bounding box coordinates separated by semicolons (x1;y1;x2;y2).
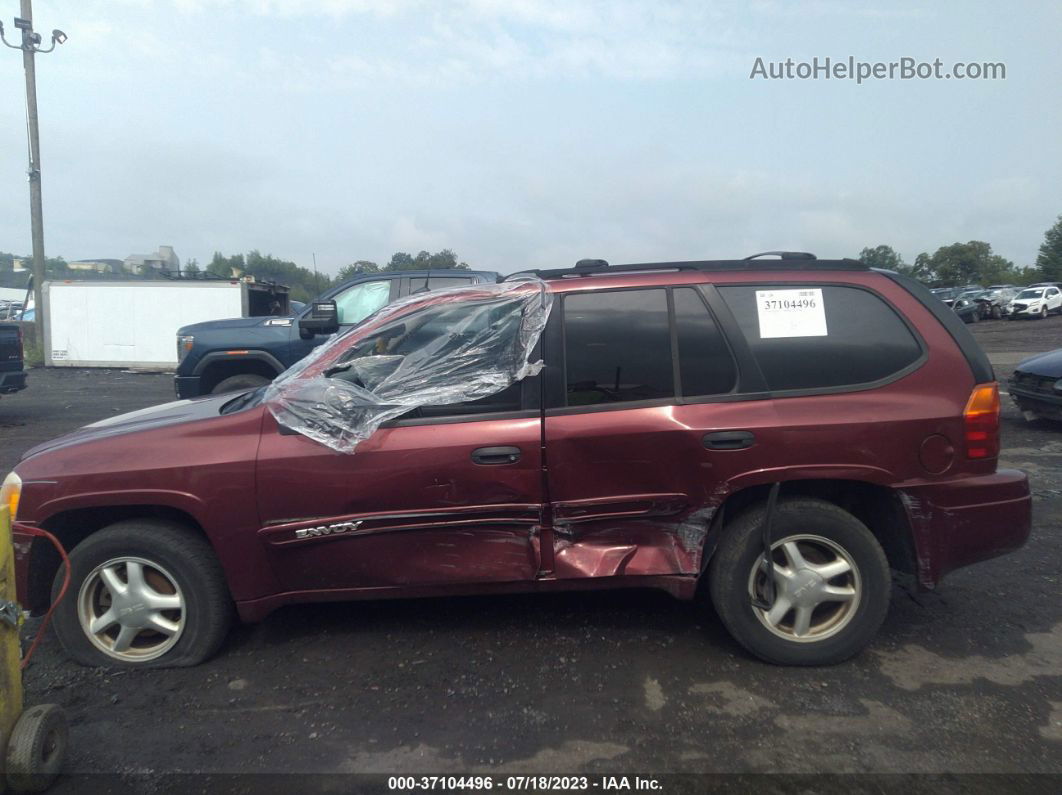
0;317;1060;791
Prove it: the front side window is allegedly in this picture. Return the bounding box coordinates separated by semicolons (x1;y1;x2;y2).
564;289;674;406
334;280;391;325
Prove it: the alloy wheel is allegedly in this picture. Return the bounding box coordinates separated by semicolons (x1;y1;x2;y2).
747;534;862;643
76;556;186;662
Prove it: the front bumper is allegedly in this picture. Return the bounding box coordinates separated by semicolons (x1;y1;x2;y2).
899;469;1031;588
174;375;203;400
0;370;26;394
1008;304;1043;317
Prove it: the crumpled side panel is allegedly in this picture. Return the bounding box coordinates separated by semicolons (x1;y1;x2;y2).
264;278;552;454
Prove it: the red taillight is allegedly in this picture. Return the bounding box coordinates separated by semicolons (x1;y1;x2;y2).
964;383;1000;459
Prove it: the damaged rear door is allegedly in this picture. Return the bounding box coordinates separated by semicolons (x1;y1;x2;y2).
543;285;775;580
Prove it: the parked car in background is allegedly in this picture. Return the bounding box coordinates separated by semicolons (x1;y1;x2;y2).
951;290;986;323
9;253;1031;669
978;287;1018;319
1007;285;1062;319
1009;348;1062;422
174;269;501;397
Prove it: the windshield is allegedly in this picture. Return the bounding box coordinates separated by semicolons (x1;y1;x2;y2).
1016;288;1045;299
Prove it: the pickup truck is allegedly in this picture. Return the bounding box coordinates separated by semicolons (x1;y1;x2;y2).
174;269;501;398
0;323;27;395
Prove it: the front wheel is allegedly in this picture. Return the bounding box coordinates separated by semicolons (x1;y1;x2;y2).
211;373;271;394
708;498;890;666
1039;306;1048;320
50;520;232;668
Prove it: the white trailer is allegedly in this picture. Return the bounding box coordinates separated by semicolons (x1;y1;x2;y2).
42;279;289;369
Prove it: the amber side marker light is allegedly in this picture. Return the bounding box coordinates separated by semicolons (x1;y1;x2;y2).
964;382;1000;459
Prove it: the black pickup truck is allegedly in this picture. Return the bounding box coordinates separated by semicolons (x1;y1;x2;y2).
0;323;27;395
174;269;501;398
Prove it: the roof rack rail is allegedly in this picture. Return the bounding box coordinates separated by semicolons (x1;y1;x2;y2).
505;254;867;281
744;251;817;261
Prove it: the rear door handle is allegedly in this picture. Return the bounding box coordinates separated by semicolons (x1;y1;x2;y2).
471;446;522;465
703;431;755;450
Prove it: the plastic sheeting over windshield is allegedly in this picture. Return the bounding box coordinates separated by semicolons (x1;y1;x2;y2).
263;278;552;454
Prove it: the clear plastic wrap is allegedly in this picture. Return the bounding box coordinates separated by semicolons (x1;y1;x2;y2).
263;278;552;453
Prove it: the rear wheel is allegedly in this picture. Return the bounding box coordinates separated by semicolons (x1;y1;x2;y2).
991;305;1002;320
51;520;232;668
211;373;271;394
708;498;890;666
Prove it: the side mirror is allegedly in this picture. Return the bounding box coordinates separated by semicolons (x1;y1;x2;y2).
298;300;339;339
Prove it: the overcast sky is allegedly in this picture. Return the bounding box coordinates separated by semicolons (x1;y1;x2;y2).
1;0;1059;276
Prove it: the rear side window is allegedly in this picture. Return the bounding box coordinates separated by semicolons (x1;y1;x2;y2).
564;289;674;405
428;276;475;290
717;284;922;391
674;288;736;396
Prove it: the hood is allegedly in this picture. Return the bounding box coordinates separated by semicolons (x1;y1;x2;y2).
20;393;240;460
178;315;292;334
1015;348;1062;378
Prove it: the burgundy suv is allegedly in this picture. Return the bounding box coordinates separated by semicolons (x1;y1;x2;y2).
5;253;1031;667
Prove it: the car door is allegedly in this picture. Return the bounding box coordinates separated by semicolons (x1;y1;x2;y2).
257;303;544;594
542;284;779;580
1048;287;1062;312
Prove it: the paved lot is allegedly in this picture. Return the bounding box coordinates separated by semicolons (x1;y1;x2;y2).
1;318;1060;788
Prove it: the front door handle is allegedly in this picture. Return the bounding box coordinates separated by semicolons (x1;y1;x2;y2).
703;431;755;450
471;446;522;465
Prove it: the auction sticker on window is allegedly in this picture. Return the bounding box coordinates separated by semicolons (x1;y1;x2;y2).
755;288;827;338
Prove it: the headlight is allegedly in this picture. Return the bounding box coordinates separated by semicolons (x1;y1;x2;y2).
177;334;195;363
1;471;21;522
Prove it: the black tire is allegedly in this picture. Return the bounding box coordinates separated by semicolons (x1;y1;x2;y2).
991;305;1002;320
1039;306;1048;320
5;704;67;793
50;520;232;668
211;373;271;394
708;498;890;666
970;309;980;323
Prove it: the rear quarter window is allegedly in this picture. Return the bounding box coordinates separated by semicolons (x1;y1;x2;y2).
717;284;923;391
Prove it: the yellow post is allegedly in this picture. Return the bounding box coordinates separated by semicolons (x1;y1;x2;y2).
0;504;24;792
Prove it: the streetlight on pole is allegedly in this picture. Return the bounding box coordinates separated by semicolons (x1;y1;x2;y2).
1;0;66;337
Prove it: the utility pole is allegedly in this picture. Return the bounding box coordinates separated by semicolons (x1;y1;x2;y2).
1;1;67;336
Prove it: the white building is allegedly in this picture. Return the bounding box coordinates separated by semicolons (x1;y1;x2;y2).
124;245;180;275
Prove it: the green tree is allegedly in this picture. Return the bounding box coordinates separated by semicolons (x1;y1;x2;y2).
385;249;470;271
858;245;906;271
386;252;416;270
183;258;200;276
918;241;1018;287
1035;214;1062;282
336;260;380;282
